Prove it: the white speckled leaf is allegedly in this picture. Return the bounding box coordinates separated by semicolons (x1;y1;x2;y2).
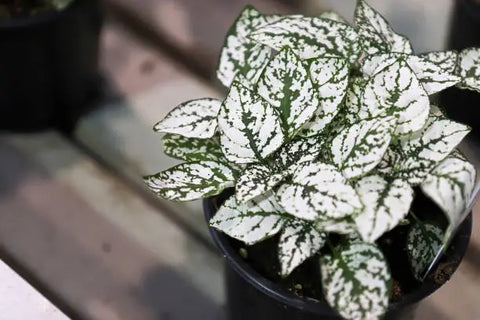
421;156;476;225
420;51;458;73
362;53;459;94
273;135;323;173
398;116;470;185
162;134;224;162
301;56;350;136
406;221;443;280
257;47;319;137
316;218;358;235
319;11;347;23
144;161;235;201
321;240;391;320
355;0;412;55
278;220;326;277
217;6;271;87
154;98;222;138
362;59;430;135
457;48;480;92
355;175;414;242
209;193;286;245
343;76;368;125
277;161;362;221
218;81;285;163
250;16;360;63
332;116;397;179
236;164;288;203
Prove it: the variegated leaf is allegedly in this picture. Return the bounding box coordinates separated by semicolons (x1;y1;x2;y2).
421;156;476;225
209;193;286;245
319;11;347;23
332;116;397;179
321;240;390;320
217;6;271;87
278;219;326;277
301;56;350;136
144;161;235;201
236;164;288;203
249;16;360;63
218;81;285;163
362;59;430;135
406;221;443;280
457;47;480;92
355;175;414;242
398;116;470;185
162;134;224;162
273;135;323;172
257;47;319;137
154;98;221;138
355;0;412;55
316;218;358;235
420;51;458;74
277;161;362;221
362;53;460;95
343;76;368;125
376;146;401;177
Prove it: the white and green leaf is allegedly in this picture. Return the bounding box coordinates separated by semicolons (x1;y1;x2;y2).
273;135;323;172
236;164;288;203
398;116;470;184
277;161;362;221
301;56;350;136
144;161;235;201
278;220;326;277
362;53;460;95
355;175;414;242
250;16;360;62
420;51;458;74
218;81;285;163
362;59;430;135
343;76;368;125
355;0;412;55
321;240;391;320
257;47;319;137
154;98;222;138
316;218;358;235
162;133;225;162
421;155;476;225
332;116;397;179
209;193;286;245
406;221;443;280
319;11;347;23
217;6;272;87
457;47;480;92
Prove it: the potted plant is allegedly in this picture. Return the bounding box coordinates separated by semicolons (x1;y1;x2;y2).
0;0;103;132
144;1;480;319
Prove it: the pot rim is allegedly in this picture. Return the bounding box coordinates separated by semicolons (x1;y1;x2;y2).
0;0;78;29
203;196;472;315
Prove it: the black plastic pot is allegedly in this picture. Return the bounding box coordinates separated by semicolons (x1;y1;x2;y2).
0;0;103;132
441;0;480;138
203;196;472;320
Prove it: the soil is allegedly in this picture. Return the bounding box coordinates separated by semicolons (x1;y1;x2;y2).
213;188;462;304
0;0;68;19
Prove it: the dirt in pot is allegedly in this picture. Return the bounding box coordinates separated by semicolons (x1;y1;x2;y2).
213;189;463;303
0;0;71;18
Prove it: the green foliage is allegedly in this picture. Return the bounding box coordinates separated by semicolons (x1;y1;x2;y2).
145;2;478;319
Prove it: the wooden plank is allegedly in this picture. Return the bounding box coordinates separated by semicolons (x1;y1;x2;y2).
0;132;224;320
0;260;70;320
104;0;292;79
78;19;221;242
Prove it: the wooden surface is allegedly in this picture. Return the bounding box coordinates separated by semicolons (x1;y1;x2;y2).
1;1;479;319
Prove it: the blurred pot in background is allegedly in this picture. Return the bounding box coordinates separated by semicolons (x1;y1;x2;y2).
441;0;480;138
0;0;103;132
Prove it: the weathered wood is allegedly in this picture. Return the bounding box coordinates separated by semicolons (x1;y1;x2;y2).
0;133;224;320
104;0;292;80
79;19;221;242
